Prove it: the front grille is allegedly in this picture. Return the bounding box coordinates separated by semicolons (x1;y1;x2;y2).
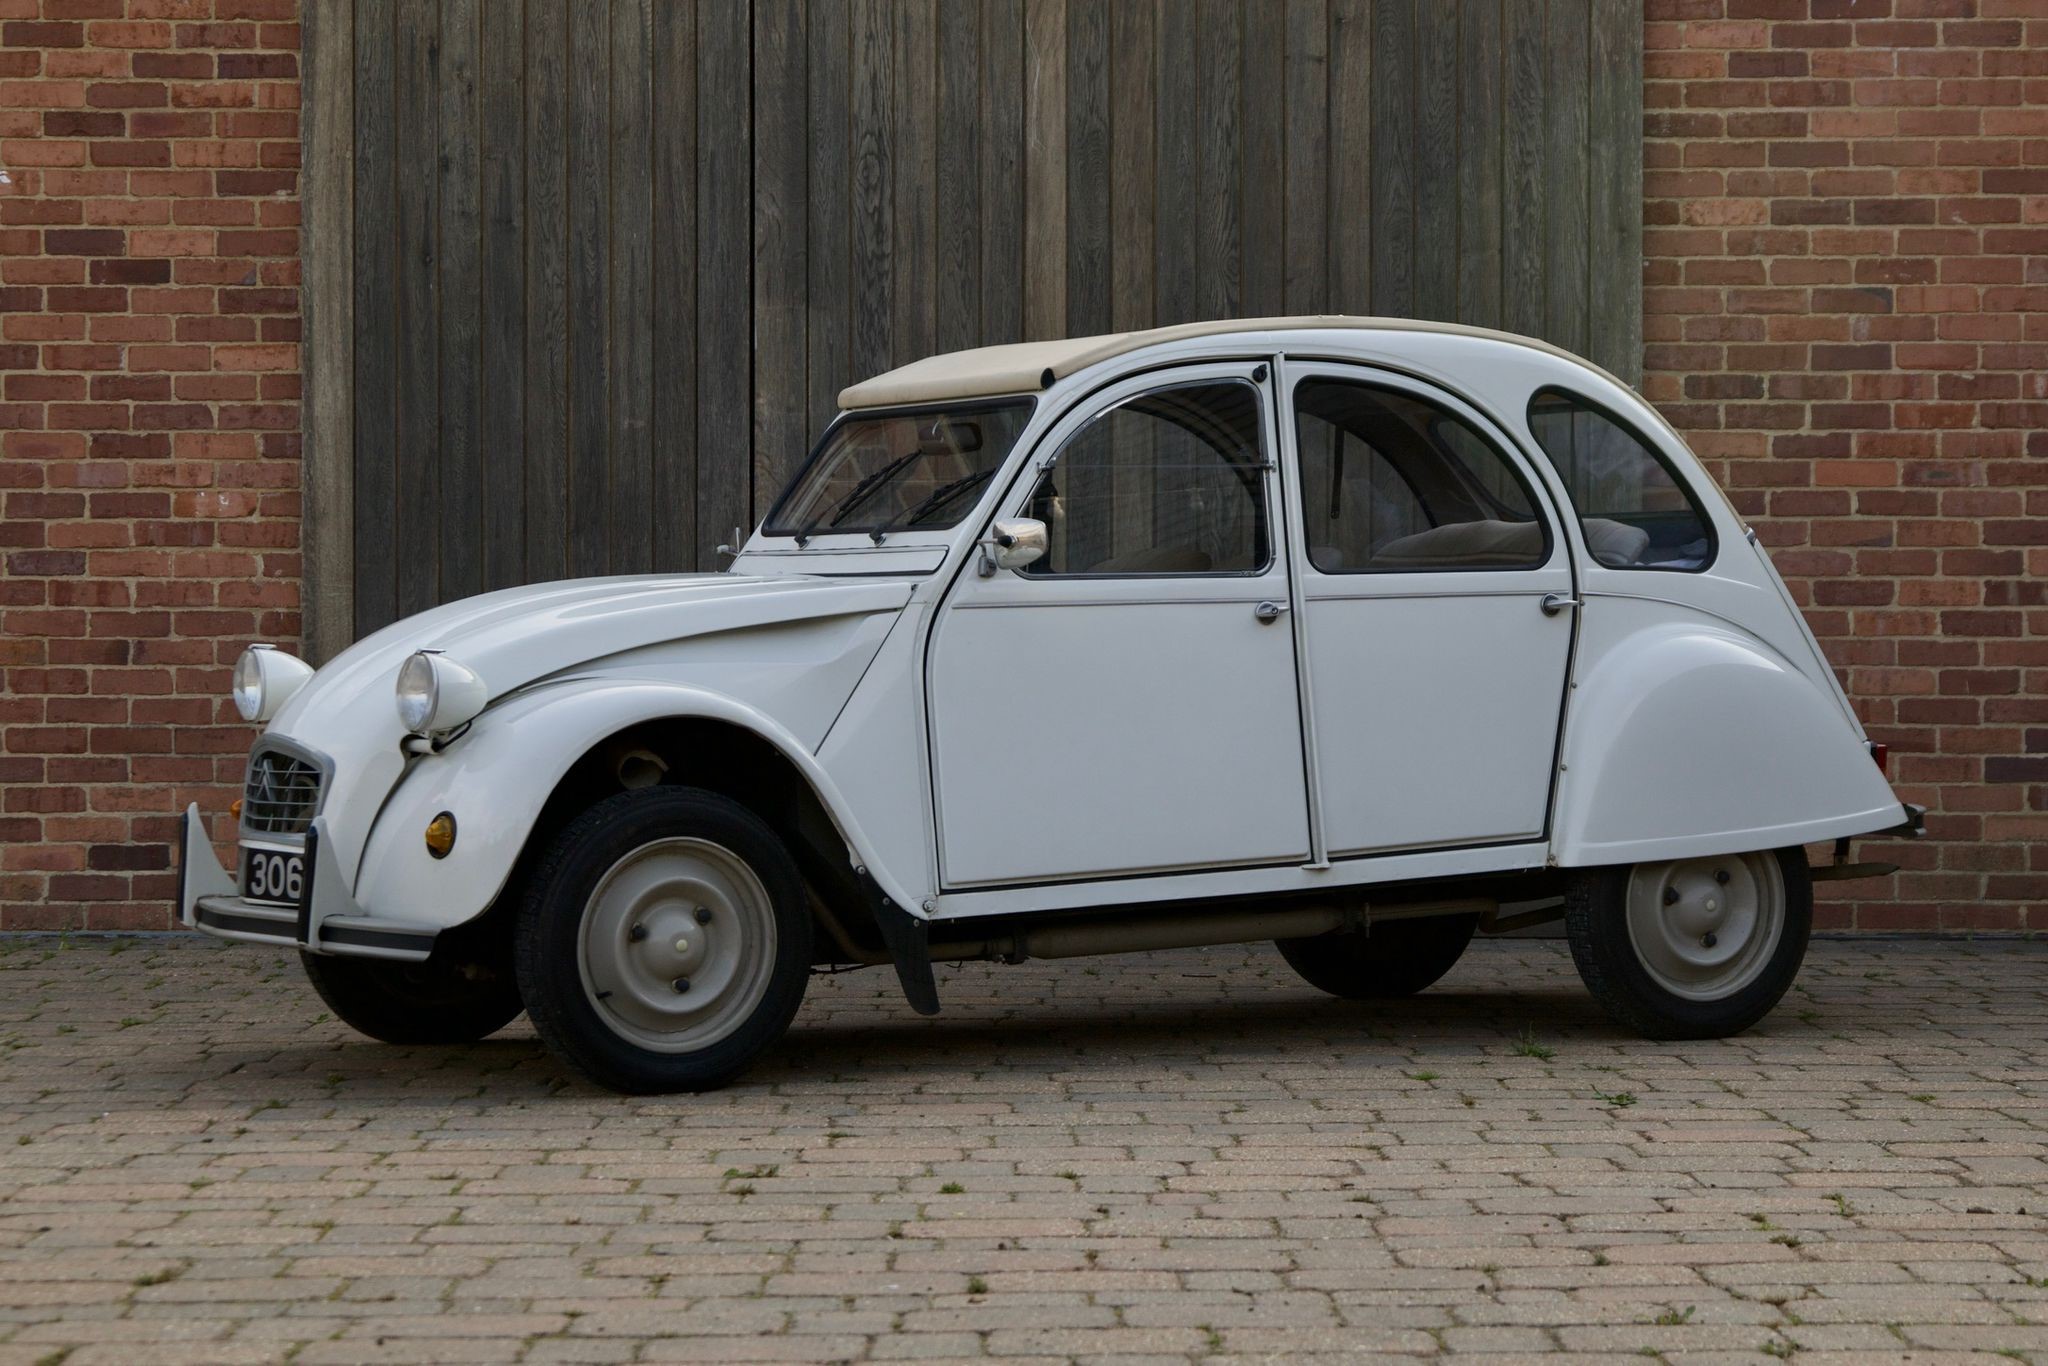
243;748;323;836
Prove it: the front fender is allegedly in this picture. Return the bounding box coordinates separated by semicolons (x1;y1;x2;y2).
1553;610;1907;866
352;680;916;931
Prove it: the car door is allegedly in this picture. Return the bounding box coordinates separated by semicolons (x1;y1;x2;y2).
926;363;1312;888
1282;362;1576;856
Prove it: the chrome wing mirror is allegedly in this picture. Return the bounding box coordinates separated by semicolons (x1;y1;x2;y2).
977;518;1047;577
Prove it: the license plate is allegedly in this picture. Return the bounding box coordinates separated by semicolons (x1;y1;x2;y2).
241;846;307;907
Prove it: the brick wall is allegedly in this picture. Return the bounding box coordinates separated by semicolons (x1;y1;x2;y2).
3;1;2044;932
1644;0;2048;931
0;0;300;929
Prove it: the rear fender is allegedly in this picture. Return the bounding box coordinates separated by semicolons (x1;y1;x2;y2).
352;680;912;931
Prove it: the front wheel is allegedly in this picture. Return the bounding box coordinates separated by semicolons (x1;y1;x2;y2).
513;786;813;1094
1565;847;1811;1040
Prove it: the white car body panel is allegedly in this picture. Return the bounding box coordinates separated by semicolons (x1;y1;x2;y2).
180;318;1911;969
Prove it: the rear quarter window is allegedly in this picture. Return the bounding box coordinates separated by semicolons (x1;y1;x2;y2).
1525;388;1716;572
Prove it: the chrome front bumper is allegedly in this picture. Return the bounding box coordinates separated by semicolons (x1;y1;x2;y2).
177;803;438;962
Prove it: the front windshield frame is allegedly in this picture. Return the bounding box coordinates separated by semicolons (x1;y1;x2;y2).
761;396;1039;540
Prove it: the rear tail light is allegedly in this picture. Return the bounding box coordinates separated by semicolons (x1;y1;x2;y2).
1868;741;1888;775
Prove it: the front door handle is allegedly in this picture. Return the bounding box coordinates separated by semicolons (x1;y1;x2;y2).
1254;600;1290;623
1540;592;1581;616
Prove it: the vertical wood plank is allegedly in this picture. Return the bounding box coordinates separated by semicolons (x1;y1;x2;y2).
1368;0;1413;319
650;0;698;569
891;0;937;362
934;0;982;354
301;0;353;659
1064;0;1110;337
1546;0;1590;356
806;0;851;429
564;0;608;576
436;0;482;602
351;0;396;636
1281;0;1326;314
524;0;569;581
849;0;892;377
755;0;810;516
478;0;525;592
1240;0;1285;319
1501;0;1545;339
1022;0;1066;340
1456;0;1503;329
1327;0;1369;312
1154;3;1197;324
392;0;439;617
1590;0;1642;383
1107;0;1153;332
697;0;753;564
610;0;654;565
979;0;1024;345
1413;0;1458;322
1195;0;1241;321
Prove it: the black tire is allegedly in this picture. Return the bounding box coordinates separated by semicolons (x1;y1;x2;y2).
1275;913;1479;999
1565;847;1811;1040
513;786;813;1094
300;946;524;1045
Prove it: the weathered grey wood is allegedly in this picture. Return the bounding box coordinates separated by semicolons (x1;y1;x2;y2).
477;0;524;593
755;0;810;512
1456;0;1503;329
1589;0;1642;383
1064;0;1110;338
610;0;654;567
317;0;1644;639
436;0;481;602
300;0;353;662
1022;0;1066;340
1281;0;1327;314
1369;0;1412;319
651;0;698;570
1546;0;1591;357
523;0;568;582
392;0;439;617
697;0;752;560
1107;0;1153;331
1502;0;1546;339
1413;0;1458;323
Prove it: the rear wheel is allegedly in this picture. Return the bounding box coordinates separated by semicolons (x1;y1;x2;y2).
1565;847;1810;1040
514;786;813;1094
1275;912;1479;999
300;947;523;1045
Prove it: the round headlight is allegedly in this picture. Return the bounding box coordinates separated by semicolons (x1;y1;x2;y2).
395;651;487;735
232;644;314;723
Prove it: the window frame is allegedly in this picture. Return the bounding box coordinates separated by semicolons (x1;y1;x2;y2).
1524;385;1720;575
1291;375;1557;577
1015;375;1278;580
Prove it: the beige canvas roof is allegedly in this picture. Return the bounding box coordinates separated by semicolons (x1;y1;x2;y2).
836;314;1610;409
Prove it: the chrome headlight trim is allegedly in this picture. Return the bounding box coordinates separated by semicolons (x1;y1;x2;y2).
395;650;487;736
232;644;314;723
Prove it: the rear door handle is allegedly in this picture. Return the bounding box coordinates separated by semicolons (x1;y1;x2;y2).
1540;593;1580;616
1254;600;1290;623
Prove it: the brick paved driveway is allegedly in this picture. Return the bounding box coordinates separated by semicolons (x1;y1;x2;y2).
0;935;2044;1364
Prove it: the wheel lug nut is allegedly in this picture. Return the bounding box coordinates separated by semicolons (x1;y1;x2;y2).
628;923;647;943
672;977;690;994
694;906;712;925
1715;869;1730;884
1663;887;1680;906
1701;932;1717;948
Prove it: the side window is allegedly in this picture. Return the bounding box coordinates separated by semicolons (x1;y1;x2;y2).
1526;389;1715;570
1293;379;1549;573
1021;381;1269;576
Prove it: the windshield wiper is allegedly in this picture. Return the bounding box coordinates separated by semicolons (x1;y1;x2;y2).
866;468;995;543
792;447;926;545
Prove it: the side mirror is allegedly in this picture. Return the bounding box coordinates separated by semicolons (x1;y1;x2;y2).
978;518;1047;576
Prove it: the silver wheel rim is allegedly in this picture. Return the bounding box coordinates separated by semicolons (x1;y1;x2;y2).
576;837;777;1053
1623;852;1784;1002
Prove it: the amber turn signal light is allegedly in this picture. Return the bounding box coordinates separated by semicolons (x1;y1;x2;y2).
229;798;243;822
425;812;457;859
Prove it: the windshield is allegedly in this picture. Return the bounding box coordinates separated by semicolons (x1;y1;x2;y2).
763;400;1035;540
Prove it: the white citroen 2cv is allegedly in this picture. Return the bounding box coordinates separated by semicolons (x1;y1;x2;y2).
180;318;1921;1093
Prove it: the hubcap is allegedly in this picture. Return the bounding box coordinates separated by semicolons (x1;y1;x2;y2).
1623;852;1784;1002
576;837;776;1053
